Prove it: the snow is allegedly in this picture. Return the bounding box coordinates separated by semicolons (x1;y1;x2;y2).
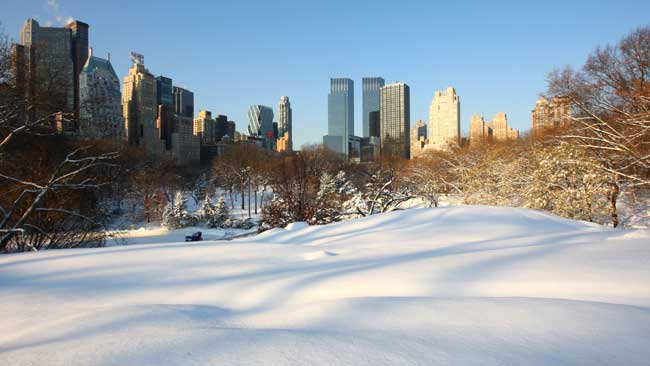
1;205;649;365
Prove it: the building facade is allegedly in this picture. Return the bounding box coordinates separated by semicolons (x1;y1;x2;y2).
362;77;385;137
469;114;490;143
471;112;519;143
171;115;200;164
277;96;293;151
247;105;274;149
78;51;123;142
17;18;75;120
428;87;460;151
65;20;89;122
324;78;354;156
194;110;216;143
410;120;428;159
380;82;410;159
532;96;572;135
122;56;162;155
369;110;381;138
156;76;173;106
173;86;194;118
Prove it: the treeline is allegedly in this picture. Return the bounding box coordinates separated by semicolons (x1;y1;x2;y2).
1;24;648;253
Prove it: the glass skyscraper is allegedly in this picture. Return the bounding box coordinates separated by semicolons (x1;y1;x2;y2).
156;76;173;106
173;86;194;118
325;78;354;156
362;77;385;137
247;105;274;137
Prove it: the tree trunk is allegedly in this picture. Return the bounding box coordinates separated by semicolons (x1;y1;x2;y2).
240;179;245;210
248;179;251;218
610;181;620;228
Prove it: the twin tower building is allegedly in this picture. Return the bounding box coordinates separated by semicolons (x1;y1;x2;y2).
324;78;461;161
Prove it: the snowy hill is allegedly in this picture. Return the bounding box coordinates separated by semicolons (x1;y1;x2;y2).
1;206;649;365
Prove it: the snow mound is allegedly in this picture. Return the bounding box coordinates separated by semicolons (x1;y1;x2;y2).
1;205;649;365
285;221;309;231
302;250;339;260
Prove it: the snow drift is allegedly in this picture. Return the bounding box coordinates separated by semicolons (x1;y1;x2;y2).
1;206;649;365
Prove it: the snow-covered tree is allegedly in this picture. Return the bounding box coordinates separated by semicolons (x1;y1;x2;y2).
310;171;355;224
344;166;413;218
195;194;230;228
162;192;197;229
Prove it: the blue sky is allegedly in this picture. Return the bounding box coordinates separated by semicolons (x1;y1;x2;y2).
3;0;649;148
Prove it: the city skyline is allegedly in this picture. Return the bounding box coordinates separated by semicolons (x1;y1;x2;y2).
2;0;649;149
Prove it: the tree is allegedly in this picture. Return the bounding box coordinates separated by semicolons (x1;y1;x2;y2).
345;162;414;217
162;191;197;229
547;25;650;226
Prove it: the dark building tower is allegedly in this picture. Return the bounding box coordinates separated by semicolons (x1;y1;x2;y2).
18;18;74;121
173;86;194;118
226;120;236;139
369;110;380;138
215;114;229;141
156;76;173;106
158;104;174;150
65;20;89;124
380;82;410;159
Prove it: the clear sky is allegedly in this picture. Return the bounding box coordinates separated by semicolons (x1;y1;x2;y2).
3;0;649;148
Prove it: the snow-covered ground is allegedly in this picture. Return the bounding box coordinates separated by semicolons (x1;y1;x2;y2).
1;205;649;365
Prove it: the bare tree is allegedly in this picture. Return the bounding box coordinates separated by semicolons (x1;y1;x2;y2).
547;25;650;226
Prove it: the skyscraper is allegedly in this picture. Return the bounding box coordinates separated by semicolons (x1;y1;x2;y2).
247;105;274;137
410;120;428;159
156;76;173;106
428;87;460;151
277;96;293;151
194;110;216;143
380;82;410;159
173;86;194;118
362;77;385;137
65;20;89;123
470;112;519;143
469;114;490;143
17;18;75;119
324;78;354;156
532;96;572;136
79;49;123;142
215;114;229;141
369;110;381;138
122;54;161;155
247;105;275;150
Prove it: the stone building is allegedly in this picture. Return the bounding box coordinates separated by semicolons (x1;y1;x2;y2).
277;96;293;151
170;115;200;164
122;55;163;155
428;87;460;150
410;120;428;159
194;110;216;144
78;50;123;142
470;112;519;144
532;96;572;135
469;114;490;143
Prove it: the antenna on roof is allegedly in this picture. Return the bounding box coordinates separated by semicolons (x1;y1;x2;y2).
129;51;144;66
